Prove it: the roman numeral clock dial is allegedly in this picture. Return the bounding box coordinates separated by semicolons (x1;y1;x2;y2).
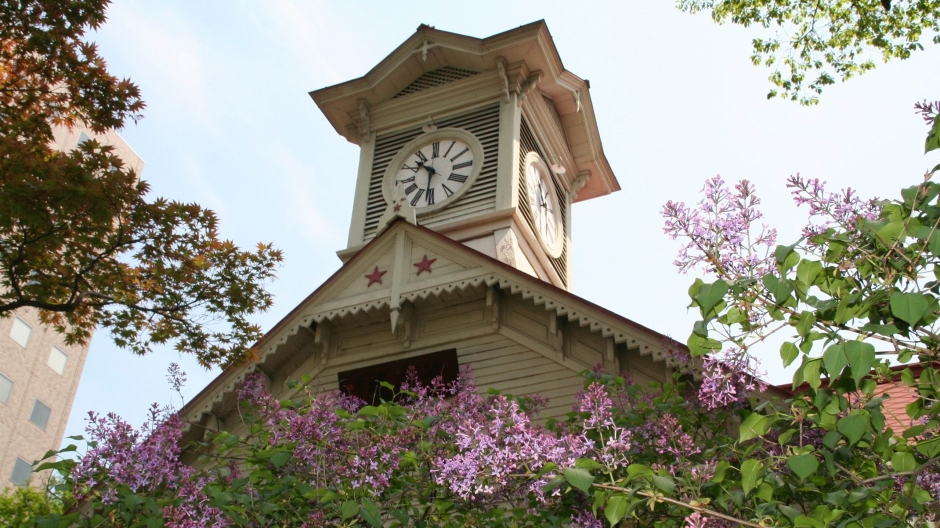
524;153;564;258
383;129;483;215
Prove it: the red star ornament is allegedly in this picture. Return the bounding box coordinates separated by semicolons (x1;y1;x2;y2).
393;204;402;212
413;254;436;275
365;266;387;286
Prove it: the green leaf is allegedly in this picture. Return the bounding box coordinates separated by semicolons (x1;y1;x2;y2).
269;450;291;468
844;341;876;384
917;437;940;458
777;428;797;445
627;463;652;480
687;278;704;303
859;322;900;336
904;425;926;439
794;358;823;390
563;467;595;493
536;462;558;477
929;231;940;256
358;405;381;416
775;243;798;266
926;114;940;154
796;260;822;289
890;291;930;326
878;221;906;242
780;342;799;367
794;515;824;528
892;451;916;472
593;489;607;516
605;494;629;526
360;498;381;527
739;412;769;442
901;368;916;387
787;454;819;481
837;414;868;446
696;280;729;316
795;311;816;338
651;474;675;494
778;504;801;522
575;458;604;471
341;500;359;519
687;333;721;357
740;459;763;496
762;274;793;303
711;461;731;483
822;343;848;378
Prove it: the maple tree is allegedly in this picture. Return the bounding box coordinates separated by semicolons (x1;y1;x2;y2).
0;0;282;366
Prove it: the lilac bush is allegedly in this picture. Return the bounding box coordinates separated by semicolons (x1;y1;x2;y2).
656;103;940;526
27;363;765;527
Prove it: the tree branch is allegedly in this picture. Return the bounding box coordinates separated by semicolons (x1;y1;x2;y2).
591;482;765;528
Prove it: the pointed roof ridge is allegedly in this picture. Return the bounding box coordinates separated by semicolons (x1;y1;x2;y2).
309;21;558;104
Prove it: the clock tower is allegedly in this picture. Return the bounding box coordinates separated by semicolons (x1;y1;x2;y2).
181;22;704;439
310;21;618;291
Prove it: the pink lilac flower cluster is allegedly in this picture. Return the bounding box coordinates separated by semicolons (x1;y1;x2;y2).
915;468;940;522
73;404;187;500
166;362;187;395
786;175;880;239
698;348;767;410
238;372;404;494
576;382;635;470
570;507;606;528
433;394;588;501
915;100;940;124
662;175;777;278
72;404;229;527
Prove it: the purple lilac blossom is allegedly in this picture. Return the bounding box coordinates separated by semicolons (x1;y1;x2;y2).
915;100;939;124
786;175;879;240
662;175;777;278
698;348;767;410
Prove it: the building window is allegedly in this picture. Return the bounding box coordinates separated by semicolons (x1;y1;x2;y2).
29;400;51;431
10;457;32;487
77;131;90;146
9;317;31;348
0;373;12;404
337;349;459;405
47;346;68;375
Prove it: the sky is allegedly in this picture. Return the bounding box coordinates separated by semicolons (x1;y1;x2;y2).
62;0;940;443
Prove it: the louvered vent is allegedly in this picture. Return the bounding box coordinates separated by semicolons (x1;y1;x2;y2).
542;95;567;143
519;117;568;288
394;67;478;98
363;104;500;241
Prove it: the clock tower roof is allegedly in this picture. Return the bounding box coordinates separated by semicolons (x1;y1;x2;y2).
309;20;619;202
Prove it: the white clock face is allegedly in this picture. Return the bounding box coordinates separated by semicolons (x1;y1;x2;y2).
525;155;563;257
393;139;474;209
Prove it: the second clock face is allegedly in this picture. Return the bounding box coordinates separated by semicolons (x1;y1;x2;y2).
525;154;563;257
393;139;475;209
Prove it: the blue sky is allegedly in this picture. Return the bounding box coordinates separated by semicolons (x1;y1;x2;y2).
63;1;940;442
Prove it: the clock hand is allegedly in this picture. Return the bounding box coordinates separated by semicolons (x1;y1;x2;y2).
425;162;436;195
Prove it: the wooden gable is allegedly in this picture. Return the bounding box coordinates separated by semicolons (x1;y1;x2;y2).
179;220;680;440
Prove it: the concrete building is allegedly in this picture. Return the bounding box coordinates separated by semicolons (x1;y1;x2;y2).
0;128;144;489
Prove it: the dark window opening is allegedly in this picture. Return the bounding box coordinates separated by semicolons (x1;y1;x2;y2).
337;349;459;405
